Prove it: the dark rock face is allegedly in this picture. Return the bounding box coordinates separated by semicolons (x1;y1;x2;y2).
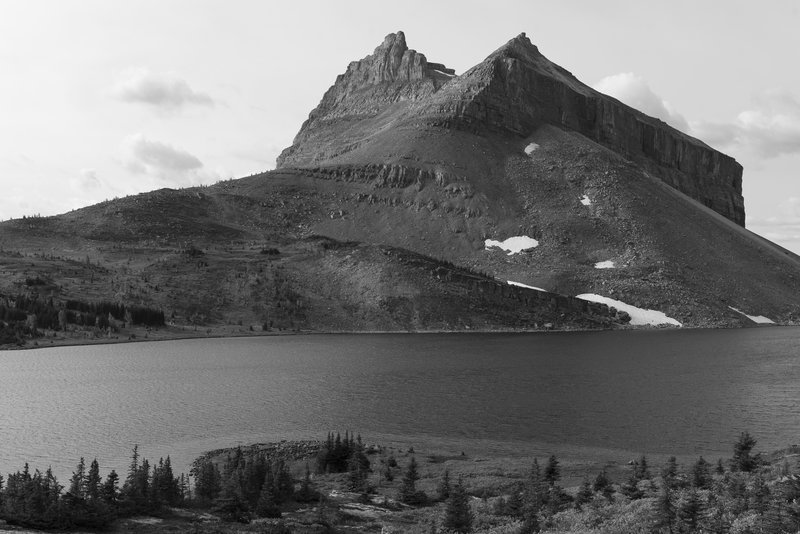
278;32;745;226
422;33;745;225
277;31;455;167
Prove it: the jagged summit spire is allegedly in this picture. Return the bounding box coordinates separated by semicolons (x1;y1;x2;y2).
489;31;542;59
276;30;455;168
381;31;406;48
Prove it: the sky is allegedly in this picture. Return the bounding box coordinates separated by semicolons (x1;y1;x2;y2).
2;0;800;252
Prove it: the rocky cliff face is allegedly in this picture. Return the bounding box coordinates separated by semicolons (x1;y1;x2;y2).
419;33;744;225
277;31;455;167
278;32;745;226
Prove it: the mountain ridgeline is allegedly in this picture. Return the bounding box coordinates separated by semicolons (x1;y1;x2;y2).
278;32;744;227
1;31;799;340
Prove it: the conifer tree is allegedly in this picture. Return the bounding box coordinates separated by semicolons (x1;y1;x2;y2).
194;458;222;503
731;431;760;472
544;455;560;486
702;494;728;534
662;456;679;489
347;453;368;492
635;455;651;480
275;460;295;503
677;487;703;533
296;463;318;503
653;481;676;534
691;456;712;489
242;454;267;507
521;459;550;532
437;468;451;501
443;476;472;533
715;458;725;475
593;469;614;501
750;473;770;514
400;456;423;504
85;459;101;503
68;457;86;501
101;470;119;506
621;471;644;500
213;477;250;523
255;469;281;518
575;477;594;509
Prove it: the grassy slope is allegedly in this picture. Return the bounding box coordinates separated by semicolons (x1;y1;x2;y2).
279;120;800;327
0;220;616;347
4;119;800;335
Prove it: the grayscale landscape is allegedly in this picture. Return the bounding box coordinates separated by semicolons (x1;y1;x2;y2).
2;2;800;533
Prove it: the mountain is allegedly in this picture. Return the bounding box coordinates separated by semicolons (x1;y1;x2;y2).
273;31;799;326
2;31;799;344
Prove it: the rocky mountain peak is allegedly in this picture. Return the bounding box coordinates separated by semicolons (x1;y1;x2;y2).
277;31;744;227
496;32;539;56
276;31;455;167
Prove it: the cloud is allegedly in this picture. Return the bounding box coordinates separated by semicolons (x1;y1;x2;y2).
114;68;214;110
691;89;800;158
746;197;800;253
593;72;689;133
121;134;212;186
71;168;101;191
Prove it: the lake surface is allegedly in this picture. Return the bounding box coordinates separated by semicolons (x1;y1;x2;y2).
2;328;800;479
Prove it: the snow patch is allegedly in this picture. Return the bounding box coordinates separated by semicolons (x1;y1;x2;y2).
576;294;682;327
580;195;592;206
728;306;775;324
485;236;539;255
508;280;547;292
594;260;615;269
524;143;540;155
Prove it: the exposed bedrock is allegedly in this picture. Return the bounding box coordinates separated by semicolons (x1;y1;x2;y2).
278;31;745;226
422;33;745;225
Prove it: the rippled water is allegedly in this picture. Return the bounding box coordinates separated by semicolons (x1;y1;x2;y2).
2;328;800;479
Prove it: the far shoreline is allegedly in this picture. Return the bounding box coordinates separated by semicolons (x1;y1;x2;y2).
0;320;786;353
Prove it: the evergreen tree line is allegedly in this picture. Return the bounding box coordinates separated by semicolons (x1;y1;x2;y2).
316;431;369;474
1;294;61;330
0;446;186;530
477;431;799;534
64;299;165;327
191;446;320;523
0;294;165;344
487;454;573;533
647;432;800;534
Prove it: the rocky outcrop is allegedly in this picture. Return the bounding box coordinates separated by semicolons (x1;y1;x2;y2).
277;32;455;167
277;32;745;226
418;33;745;225
286;163;462;189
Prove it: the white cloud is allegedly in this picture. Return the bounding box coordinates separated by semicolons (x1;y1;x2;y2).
593;72;689;133
120;134;215;186
113;68;214;111
746;197;800;252
691;89;800;158
71;168;101;191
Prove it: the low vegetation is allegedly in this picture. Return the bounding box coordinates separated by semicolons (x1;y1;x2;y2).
1;431;799;532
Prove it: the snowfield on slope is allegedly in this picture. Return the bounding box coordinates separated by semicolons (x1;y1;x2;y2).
728;306;775;324
594;260;615;269
576;294;682;327
524;142;539;155
580;195;592;206
485;236;539;255
508;280;547;292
